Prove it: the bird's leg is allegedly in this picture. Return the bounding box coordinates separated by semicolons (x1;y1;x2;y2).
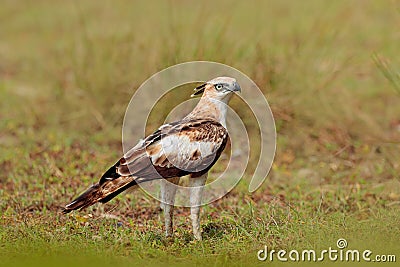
189;173;207;241
160;179;166;211
161;177;180;238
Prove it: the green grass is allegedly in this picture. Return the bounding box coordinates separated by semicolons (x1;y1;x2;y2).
1;0;400;266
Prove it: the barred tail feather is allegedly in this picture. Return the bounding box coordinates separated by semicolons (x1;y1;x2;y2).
62;183;102;214
62;175;137;214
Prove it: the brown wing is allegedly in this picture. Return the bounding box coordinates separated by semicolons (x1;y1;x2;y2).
63;118;228;213
113;118;228;181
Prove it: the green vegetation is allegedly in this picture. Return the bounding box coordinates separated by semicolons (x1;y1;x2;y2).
1;1;399;266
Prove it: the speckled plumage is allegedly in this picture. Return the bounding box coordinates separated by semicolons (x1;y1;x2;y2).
63;77;241;240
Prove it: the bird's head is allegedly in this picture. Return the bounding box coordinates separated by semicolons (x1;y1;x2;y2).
192;76;241;103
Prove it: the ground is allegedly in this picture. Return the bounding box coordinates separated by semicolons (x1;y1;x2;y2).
1;1;400;266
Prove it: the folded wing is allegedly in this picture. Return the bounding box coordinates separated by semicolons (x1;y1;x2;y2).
116;118;229;180
63;118;228;213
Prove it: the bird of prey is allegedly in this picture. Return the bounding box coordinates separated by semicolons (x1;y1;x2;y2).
63;76;241;240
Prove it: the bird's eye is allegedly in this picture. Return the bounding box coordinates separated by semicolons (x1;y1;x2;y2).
215;84;223;90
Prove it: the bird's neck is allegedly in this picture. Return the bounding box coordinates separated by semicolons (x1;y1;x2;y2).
187;97;229;127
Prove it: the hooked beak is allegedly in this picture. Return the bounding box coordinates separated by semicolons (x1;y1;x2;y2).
231;81;241;93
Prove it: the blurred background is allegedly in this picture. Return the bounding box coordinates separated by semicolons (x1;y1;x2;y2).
1;1;399;150
1;0;399;266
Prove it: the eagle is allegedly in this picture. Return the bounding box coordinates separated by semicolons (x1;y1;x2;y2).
63;76;241;240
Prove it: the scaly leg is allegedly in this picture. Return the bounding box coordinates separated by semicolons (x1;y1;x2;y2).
160;177;180;237
189;173;207;240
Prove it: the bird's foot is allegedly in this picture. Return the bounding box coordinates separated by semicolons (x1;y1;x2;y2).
193;230;202;241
